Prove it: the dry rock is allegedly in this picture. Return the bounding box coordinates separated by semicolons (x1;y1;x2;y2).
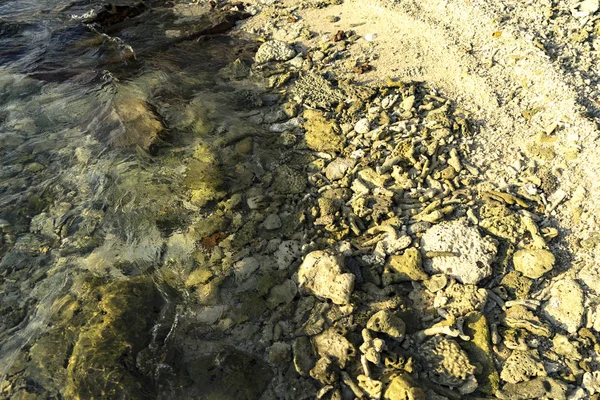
254;40;296;64
542;278;584;334
434;280;488;317
325;158;356;181
312;328;355;368
367;310;406;341
513;249;555;279
500;350;546;384
386;248;428;282
383;373;425;400
298;250;355;305
421;220;497;284
496;377;568;400
420;336;477;391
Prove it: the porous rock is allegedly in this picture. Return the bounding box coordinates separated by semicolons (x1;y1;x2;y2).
386;248;428;282
496;377;568;400
367;310;406;341
298;250;355;305
500;350;546;384
421;220;497;284
420;336;477;390
254;40;296;64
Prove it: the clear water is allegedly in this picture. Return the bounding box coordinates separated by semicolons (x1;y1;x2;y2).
0;1;277;398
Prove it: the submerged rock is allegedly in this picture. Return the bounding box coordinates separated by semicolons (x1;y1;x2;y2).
421;220;497;284
298;250;355;305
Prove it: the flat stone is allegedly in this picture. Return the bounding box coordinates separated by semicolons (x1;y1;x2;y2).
513;249;555;279
298;250;355;305
542;278;584;333
255;40;296;64
234;257;259;281
266;279;297;309
421;220;497;284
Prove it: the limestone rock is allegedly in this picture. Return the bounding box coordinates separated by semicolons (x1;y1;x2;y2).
383;373;425;400
354;118;370;134
513;249;555;279
421;220;497;284
386;248;428;282
367;310;406;341
583;371;600;395
542;278;584;334
268;342;292;365
420;336;477;390
312;328;355;368
461;312;499;395
434;280;488;317
266;279;297;309
496;377;568;400
357;375;383;399
303;109;345;153
500;350;546;384
325;158;356;181
254;40;296;64
298;250;355;305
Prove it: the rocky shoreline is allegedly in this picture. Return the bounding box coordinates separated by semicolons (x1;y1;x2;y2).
1;0;600;399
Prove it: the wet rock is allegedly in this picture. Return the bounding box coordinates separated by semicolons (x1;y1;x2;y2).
500;350;546;384
325;158;356;181
513;249;555;279
262;214;282;230
420;336;477;393
275;240;301;270
266;279;297;309
310;356;337;385
542;278;584;333
367;310;406;342
65;277;163;399
461;312;499;395
312;328;355;368
496;377;568;400
272;165;307;194
234;256;260;281
254;40;296;64
185;159;225;207
421;220;497;284
269;341;292;366
298;250;355;305
293;336;315;376
383;373;426;400
385;248;428;282
303;109;345;153
187;348;273;400
218;58;250;80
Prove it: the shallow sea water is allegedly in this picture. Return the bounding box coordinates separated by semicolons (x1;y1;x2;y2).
0;1;280;398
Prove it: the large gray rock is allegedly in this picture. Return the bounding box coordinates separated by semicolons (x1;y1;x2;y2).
254;40;296;64
421;220;497;284
298;250;355;305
